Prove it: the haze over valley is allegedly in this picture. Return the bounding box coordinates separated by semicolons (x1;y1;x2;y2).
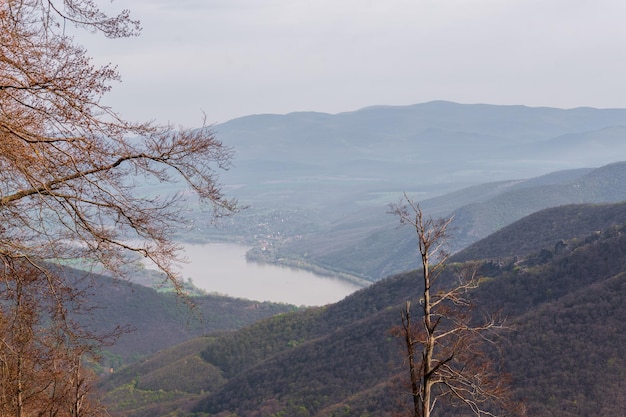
91;101;626;416
171;101;626;285
9;1;626;415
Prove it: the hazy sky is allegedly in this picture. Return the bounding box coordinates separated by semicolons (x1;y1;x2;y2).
80;0;626;127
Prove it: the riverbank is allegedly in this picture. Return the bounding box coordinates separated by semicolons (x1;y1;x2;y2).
245;246;371;288
177;234;372;288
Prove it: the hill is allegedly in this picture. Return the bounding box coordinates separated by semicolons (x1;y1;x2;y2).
217;102;626;178
449;161;626;247
268;161;626;281
212;101;626;209
69;273;296;369
100;200;626;416
453;201;626;262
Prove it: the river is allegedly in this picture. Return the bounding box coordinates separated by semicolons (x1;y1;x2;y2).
172;242;363;306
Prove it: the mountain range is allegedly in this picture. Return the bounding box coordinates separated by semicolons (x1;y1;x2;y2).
94;102;626;416
215;101;626;202
190;102;626;282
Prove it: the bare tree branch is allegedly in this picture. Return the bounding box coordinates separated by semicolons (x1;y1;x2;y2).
0;1;238;415
390;195;524;417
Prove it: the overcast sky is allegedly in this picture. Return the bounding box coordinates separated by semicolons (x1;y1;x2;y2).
79;0;626;127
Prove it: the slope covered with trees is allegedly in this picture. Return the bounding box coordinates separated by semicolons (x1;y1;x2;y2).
275;161;626;281
453;200;626;262
76;272;296;368
100;200;626;416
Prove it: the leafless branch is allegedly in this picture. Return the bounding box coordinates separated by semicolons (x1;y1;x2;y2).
391;194;522;417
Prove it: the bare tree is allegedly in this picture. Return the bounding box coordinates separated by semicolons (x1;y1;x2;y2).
1;0;236;414
1;0;236;286
0;259;112;417
390;194;523;417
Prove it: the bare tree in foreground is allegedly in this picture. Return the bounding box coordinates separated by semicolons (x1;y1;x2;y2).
0;260;111;417
390;195;524;417
1;0;236;414
1;0;236;286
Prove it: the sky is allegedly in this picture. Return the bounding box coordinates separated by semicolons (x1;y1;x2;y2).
78;0;626;127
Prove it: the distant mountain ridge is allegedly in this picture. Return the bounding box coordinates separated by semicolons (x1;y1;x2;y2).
189;101;626;282
211;102;626;209
217;100;626;171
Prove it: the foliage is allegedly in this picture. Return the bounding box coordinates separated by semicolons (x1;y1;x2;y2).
1;0;236;300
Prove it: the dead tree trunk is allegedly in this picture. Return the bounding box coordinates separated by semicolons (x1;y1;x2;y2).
390;193;524;417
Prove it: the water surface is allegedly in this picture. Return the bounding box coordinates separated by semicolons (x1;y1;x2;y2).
174;242;362;306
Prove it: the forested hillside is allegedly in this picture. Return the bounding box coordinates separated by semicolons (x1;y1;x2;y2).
72;273;295;369
101;201;626;416
454;201;626;262
276;161;626;280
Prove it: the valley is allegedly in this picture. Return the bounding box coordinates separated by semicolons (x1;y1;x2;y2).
99;199;626;416
171;102;626;283
8;2;626;416
97;102;626;416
